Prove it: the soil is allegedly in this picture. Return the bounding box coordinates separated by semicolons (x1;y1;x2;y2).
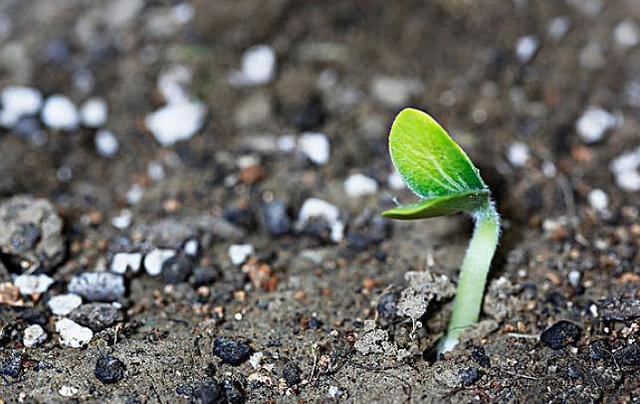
1;0;640;402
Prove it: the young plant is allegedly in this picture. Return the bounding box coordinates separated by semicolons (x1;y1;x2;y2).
382;108;500;355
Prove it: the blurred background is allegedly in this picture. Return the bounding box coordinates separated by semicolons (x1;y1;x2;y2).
1;0;640;402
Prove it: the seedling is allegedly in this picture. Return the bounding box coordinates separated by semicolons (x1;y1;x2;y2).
382;108;500;355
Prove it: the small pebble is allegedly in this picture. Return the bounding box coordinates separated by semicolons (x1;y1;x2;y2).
614;20;639;48
23;324;47;348
213;336;252;366
183;239;199;256
68;272;125;302
568;270;581;288
506;142;530;167
55;318;93;348
190;267;221;288
387;171;405;190
95;355;126;384
377;292;399;320
94;130;119;158
229;45;276;87
157;64;192;104
147;160;166;181
297;198;344;242
69;303;123;332
0;86;43;127
613;343;640;366
459;367;481;387
144;248;176;276
41;94;80;130
221;377;244;403
261;200;291;236
370;76;423;107
515;35;539;63
47;293;82;316
587;188;608;211
344;173;379;197
79;97;108;127
111;209;133;229
579;43;605;70
228;244;253;266
548;16;570;40
192;380;223;402
283;362;302;386
110;252;142;274
298;132;330;165
0;351;22;377
14;274;54;295
58;386;79;398
576;107;616;143
145;101;207;146
161;254;194;284
540;320;581;349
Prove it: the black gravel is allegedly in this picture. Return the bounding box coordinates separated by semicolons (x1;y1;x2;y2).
282;362;302;386
212;337;251;366
613;343;640;366
69;303;124;331
190;267;221;288
0;350;22;378
260;201;291;236
191;380;223;404
95;355;126;384
162;254;194;284
459;367;481;387
540;321;582;350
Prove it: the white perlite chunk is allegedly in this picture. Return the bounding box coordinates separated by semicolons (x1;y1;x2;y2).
95;130;119;157
609;147;640;192
297;198;344;242
515;35;539;63
548;16;570;40
111;209;133;229
344;173;378;197
0;85;43;127
229;244;254;266
614;20;639;48
144;248;176;276
55;318;93;348
587;188;608;211
158;64;193;104
145;101;207;146
14;274;54;295
41;95;80;130
183;239;199;256
371;76;423;107
576;107;616;143
298;132;330;165
80;97;108;127
111;252;143;274
229;45;277;87
23;324;47;348
506;142;530;167
47;293;82;316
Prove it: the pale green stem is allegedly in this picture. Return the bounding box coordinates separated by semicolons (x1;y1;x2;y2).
437;202;500;355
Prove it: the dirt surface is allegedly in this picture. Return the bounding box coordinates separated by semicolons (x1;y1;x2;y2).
2;0;640;402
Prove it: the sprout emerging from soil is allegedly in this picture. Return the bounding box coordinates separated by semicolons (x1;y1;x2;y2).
382;108;501;355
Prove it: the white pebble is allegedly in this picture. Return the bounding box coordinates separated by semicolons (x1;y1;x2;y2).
144;248;176;276
249;352;264;369
0;85;43;127
95;130;119;158
183;239;199;256
387;171;406;190
158;64;192;104
277;134;296;152
14;274;54;295
587;188;608;211
548;17;570;40
568;270;581;288
371;76;423;107
229;244;254;266
47;293;82;316
344;173;378;197
542;161;557;178
229;45;277;87
506;142;530;167
79;97;108;127
147;161;165;181
298;132;330;165
58;386;79;398
145;101;207;146
126;184;144;205
576;107;616;143
297;198;344;242
41;94;80;130
515;35;539;63
111;252;143;274
55;318;93;348
23;324;47;348
579;43;605;70
111;209;133;229
615;170;640;192
614;20;639;48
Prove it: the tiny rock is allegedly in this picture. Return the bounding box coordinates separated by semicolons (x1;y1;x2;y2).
95;355;126;384
79;97;108;128
110;252;142;274
228;244;254;266
229;44;277;87
213;336;252;366
614;20;639;48
144;248;176;276
0;85;43;127
145;101;207;146
47;293;82;316
298;132;330;165
69;303;123;332
94;130;119;158
41;94;80;130
587;188;608;211
55;318;93;348
23;324;47;348
68;272;125;302
515;35;539;63
297;198;344;242
540;320;582;349
371;76;423;107
0;351;22;377
506;142;530;167
344;173;378;197
14;274;54;295
576;107;616;143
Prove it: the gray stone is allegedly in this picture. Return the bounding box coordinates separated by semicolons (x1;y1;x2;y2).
68;272;125;302
69;303;124;331
0;195;66;271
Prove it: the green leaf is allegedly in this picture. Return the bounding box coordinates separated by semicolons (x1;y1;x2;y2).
382;190;489;220
389;108;486;199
